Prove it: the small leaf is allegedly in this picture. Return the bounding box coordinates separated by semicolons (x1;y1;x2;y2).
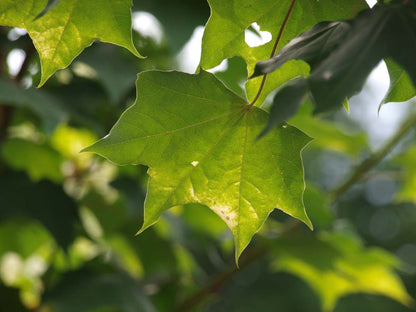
0;0;143;86
85;70;312;261
382;59;416;105
1;138;64;183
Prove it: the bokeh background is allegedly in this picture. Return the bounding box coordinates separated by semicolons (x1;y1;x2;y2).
1;0;416;311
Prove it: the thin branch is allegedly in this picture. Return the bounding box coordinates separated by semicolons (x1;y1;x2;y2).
249;0;296;107
172;246;267;312
348;0;364;19
329;110;416;200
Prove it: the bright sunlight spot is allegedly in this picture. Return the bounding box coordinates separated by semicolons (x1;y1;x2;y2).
7;49;26;76
132;11;164;45
244;22;272;47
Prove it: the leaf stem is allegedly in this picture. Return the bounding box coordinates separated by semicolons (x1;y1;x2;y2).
329;108;416;200
248;0;296;107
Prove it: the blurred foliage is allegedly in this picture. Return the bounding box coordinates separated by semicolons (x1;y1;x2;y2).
0;1;416;312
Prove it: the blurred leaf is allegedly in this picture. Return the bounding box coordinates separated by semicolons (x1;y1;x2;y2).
289;104;367;157
201;0;367;106
0;0;143;86
213;57;248;99
75;45;139;104
206;263;321;312
0;220;53;258
395;145;416;204
253;22;351;77
259;77;308;136
181;203;228;238
0;283;29;312
303;185;334;229
1;138;64;183
0;78;67;133
382;59;416;105
253;2;416;133
46;78;119;136
271;231;414;311
0;172;79;249
86;70;312;261
133;0;209;52
50;125;96;170
43;267;156;312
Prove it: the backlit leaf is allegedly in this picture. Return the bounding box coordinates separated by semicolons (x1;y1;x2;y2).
0;0;143;86
253;1;416;133
85;70;312;261
200;0;367;106
382;59;416;105
271;231;414;311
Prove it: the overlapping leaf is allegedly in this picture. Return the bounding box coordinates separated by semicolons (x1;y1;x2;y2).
271;231;414;311
0;0;142;86
200;0;367;106
253;1;416;133
0;78;67;133
0;172;79;249
383;59;416;105
85;70;312;260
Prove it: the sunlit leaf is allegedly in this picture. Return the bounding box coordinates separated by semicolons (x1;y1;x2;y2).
200;0;367;106
0;0;143;86
85;70;311;260
1;138;64;183
382;59;416;105
271;231;414;311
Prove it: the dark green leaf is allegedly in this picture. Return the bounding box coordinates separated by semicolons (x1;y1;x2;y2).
256;1;416;134
43;268;156;312
0;78;67;133
0;172;78;249
253;22;351;77
259;77;308;137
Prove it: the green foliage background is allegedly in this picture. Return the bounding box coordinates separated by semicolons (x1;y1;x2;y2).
0;0;416;311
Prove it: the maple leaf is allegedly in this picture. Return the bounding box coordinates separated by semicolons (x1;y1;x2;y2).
85;70;312;260
253;0;416;134
0;0;142;86
200;0;368;106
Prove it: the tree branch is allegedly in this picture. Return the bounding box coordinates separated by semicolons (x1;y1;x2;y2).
329;108;416;200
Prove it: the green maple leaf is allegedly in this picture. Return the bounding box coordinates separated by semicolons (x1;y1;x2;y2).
85;70;312;260
200;0;367;106
0;0;142;86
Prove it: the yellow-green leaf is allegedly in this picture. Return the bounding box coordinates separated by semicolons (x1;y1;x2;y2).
0;0;143;86
85;70;312;261
201;0;367;106
272;231;414;311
